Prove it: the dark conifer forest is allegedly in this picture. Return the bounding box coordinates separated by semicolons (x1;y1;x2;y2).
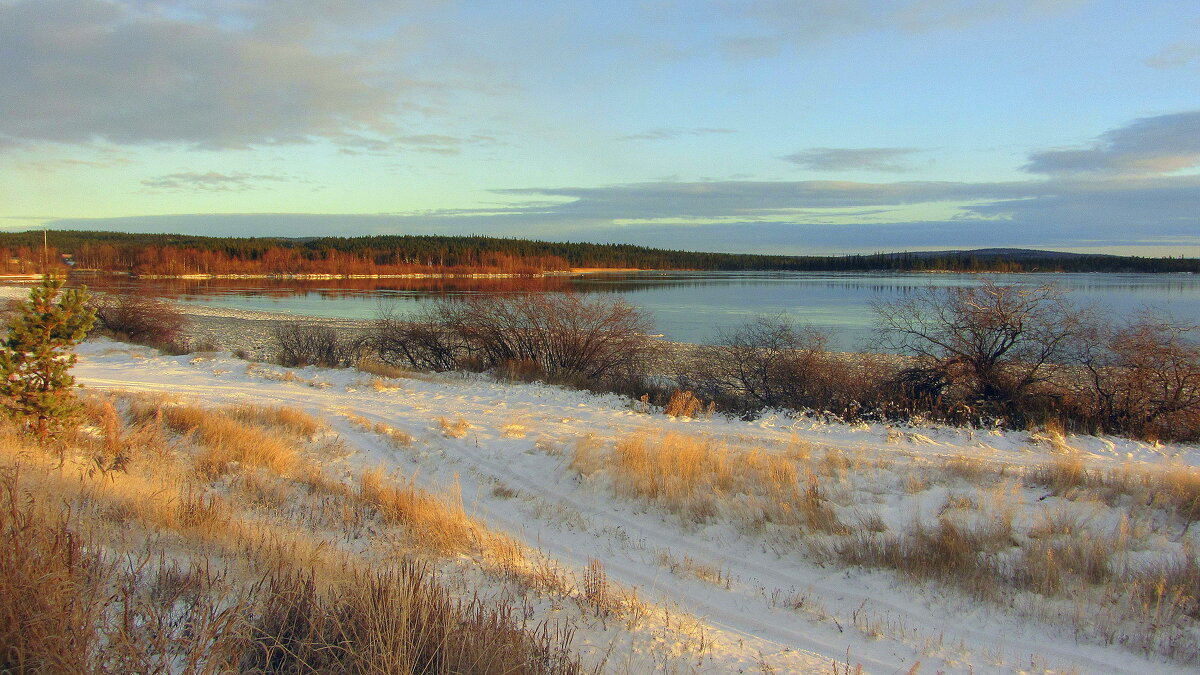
0;230;1195;276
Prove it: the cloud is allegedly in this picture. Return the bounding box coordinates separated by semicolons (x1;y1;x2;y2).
0;0;437;150
1146;43;1200;70
495;179;1037;220
140;171;290;191
1023;111;1200;176
781;147;920;172
616;127;736;142
715;0;1083;60
18;155;132;173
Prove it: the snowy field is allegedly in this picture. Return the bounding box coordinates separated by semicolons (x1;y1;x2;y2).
72;336;1200;674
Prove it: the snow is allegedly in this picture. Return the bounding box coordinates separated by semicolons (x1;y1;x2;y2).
73;337;1200;674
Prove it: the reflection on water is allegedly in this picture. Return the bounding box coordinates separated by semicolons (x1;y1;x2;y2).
72;271;1200;351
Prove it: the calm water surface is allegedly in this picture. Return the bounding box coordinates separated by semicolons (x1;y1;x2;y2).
79;272;1200;351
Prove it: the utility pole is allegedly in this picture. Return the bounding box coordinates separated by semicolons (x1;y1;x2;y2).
42;225;48;276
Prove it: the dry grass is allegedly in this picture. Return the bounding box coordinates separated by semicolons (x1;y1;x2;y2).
657;549;731;587
0;394;585;674
663;390;713;418
1029;455;1200;526
437;416;472;438
156;404;300;478
226;402;326;439
245;564;580;675
586;431;845;533
243;362;331;388
356;356;412;379
572;425;1200;663
501;421;529;438
368;376;403;392
839;514;1017;600
345;412;415;448
359;469;482;554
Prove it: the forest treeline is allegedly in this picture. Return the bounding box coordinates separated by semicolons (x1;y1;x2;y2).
0;230;1196;276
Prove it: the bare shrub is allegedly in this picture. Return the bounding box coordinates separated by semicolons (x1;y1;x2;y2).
873;280;1083;422
274;322;361;368
1073;312;1200;441
90;292;190;352
372;304;466;372
371;293;661;383
686;316;885;418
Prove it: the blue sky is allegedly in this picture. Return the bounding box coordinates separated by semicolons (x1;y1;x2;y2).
1;0;1198;255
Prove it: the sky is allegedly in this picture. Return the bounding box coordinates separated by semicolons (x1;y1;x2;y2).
1;0;1199;256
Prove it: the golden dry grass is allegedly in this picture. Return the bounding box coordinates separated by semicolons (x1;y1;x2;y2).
663;390;713;418
571;425;1200;663
588;431;845;533
1029;455;1200;526
0;393;585;674
356;356;411;379
436;416;471;438
226;402;326;439
358;469;481;554
125;397;302;478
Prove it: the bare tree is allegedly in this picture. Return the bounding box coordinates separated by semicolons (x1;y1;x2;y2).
873;280;1083;410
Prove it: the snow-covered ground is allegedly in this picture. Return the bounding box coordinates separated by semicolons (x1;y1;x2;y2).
73;337;1200;674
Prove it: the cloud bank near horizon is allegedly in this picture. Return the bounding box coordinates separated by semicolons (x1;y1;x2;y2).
20;110;1200;256
35;172;1200;255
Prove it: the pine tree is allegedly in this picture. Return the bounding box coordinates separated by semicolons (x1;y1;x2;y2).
0;276;95;439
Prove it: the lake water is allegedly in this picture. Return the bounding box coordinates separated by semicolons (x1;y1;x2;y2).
77;271;1200;351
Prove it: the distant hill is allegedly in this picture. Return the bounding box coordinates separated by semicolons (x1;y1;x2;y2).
901;248;1096;259
0;230;1195;275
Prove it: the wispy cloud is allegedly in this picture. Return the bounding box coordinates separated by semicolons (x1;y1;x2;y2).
616;127;735;142
1146;42;1200;70
1024;110;1200;176
0;0;458;151
715;0;1084;60
18;155;132;173
140;172;291;192
781;147;920;172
